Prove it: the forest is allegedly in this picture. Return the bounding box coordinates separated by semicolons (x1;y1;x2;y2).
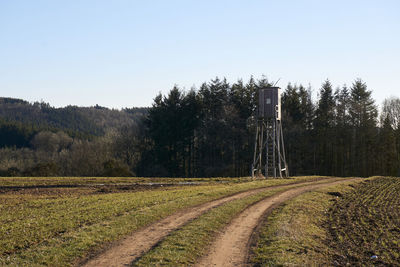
0;76;399;177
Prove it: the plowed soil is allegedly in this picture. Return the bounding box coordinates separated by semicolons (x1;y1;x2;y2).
327;177;400;266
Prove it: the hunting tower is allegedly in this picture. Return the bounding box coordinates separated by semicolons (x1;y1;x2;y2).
252;87;289;178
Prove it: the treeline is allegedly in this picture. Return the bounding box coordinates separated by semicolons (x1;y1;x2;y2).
0;97;147;137
137;77;399;177
0;77;399;177
283;80;399;177
0;130;133;177
138;78;259;177
0;100;147;176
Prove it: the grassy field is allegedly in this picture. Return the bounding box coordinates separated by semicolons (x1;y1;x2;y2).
250;177;400;266
132;178;347;266
0;176;322;266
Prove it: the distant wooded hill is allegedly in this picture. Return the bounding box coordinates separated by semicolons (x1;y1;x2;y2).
0;97;147;148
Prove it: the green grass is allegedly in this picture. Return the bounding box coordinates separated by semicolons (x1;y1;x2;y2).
0;176;323;266
132;178;347;267
132;187;293;266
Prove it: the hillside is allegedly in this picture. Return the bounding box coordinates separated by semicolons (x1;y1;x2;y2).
0;97;147;147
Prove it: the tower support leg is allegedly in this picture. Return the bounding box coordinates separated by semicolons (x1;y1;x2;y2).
252;118;289;178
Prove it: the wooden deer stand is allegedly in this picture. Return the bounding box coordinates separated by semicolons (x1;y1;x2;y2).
252;87;289;178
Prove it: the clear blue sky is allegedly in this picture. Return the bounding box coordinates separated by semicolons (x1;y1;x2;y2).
1;0;399;108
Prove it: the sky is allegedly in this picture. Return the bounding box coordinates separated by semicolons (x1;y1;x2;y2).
1;0;399;109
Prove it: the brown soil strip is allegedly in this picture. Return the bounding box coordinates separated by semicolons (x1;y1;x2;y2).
79;178;331;267
0;183;178;192
195;178;361;267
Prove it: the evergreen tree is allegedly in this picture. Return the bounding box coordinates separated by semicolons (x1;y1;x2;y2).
380;97;400;176
281;84;314;175
349;79;378;176
197;77;233;176
333;85;352;176
144;87;198;176
298;85;314;130
314;80;336;175
315;80;335;129
180;89;202;177
379;116;398;176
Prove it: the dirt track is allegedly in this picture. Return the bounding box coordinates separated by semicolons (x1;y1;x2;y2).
79;178;333;267
195;178;361;267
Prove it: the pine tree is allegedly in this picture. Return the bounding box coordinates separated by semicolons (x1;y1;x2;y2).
349;79;378;176
281;84;314;175
298;85;314;130
181;89;202;177
380;116;398;176
315;80;335;129
334;85;352;176
380;97;400;176
198;77;232;176
314;80;336;175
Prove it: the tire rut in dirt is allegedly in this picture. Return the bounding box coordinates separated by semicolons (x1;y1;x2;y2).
195;178;359;267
